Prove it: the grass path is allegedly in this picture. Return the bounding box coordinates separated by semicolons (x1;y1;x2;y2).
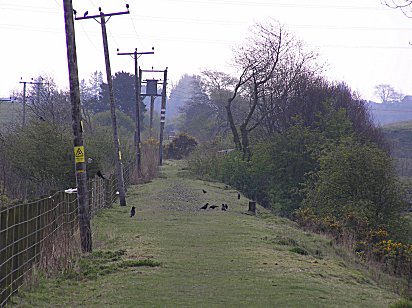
12;161;402;307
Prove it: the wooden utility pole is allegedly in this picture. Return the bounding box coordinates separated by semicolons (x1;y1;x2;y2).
158;68;168;166
139;68;168;165
63;0;92;252
117;48;154;178
19;79;44;126
20;81;27;126
149;95;155;136
75;6;129;206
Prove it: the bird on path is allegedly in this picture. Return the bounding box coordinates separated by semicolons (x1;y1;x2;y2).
200;203;208;210
202;189;207;194
222;204;228;211
209;205;218;210
237;193;241;199
130;206;136;217
96;170;106;180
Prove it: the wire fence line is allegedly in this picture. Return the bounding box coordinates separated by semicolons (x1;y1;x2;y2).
0;163;134;307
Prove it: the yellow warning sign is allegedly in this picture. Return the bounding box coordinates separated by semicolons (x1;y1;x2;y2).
74;146;85;163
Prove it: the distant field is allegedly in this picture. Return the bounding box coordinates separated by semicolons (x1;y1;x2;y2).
0;102;20;129
383;121;412;178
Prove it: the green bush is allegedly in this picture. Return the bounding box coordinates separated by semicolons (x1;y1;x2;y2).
303;137;406;233
4;121;74;194
165;133;198;160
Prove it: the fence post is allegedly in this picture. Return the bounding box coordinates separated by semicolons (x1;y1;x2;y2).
248;201;256;214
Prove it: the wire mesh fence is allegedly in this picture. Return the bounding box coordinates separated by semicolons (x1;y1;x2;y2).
0;163;134;307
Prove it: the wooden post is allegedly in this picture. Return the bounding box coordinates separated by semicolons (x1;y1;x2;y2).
63;0;92;252
248;201;256;214
74;7;129;207
149;95;155;136
99;12;127;206
135;57;142;177
158;68;168;166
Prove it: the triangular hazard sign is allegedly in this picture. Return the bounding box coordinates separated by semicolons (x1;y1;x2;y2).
75;148;84;156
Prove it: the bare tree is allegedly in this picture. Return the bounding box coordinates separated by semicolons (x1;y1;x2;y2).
382;0;412;17
224;21;319;160
374;84;403;103
26;75;72;128
201;70;246;138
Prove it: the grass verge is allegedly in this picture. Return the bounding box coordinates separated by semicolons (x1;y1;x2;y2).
9;160;408;307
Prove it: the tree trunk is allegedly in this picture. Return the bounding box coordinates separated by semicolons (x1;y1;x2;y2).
240;123;250;161
225;104;242;150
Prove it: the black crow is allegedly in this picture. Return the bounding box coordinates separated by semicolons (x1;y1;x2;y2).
96;170;106;180
200;203;208;210
84;11;88;17
222;204;228;211
209;205;218;209
202;189;207;194
130;206;136;217
225;204;229;210
237;193;240;199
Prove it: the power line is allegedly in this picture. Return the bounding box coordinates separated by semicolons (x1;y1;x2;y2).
120;0;144;47
148;0;388;10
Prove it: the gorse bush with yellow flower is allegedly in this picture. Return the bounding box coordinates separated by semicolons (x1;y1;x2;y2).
297;139;411;289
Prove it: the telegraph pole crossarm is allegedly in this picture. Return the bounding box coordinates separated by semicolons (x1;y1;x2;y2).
74;5;130;21
117;48;154;178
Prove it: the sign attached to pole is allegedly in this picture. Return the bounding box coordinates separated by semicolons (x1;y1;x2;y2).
74;146;85;163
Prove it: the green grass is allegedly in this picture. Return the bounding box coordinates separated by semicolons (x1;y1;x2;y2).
10;160;404;307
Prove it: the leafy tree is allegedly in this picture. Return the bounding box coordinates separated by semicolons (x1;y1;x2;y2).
4;121;74;197
201;70;248;137
167;74;196;118
92;110;135;133
86;110;135;173
80;71;105;130
303;138;406;232
100;71;146;123
174;75;221;142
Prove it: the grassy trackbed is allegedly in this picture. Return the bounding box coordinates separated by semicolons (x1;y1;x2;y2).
11;160;402;307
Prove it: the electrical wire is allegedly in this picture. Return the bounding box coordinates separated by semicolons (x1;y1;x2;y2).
121;0;145;48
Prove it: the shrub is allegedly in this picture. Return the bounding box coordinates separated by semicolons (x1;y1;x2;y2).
303;137;406;233
165;133;197;159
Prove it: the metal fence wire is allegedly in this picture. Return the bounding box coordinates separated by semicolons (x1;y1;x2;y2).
0;163;133;307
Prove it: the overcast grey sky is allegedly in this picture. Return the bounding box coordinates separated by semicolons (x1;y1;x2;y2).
0;0;411;101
